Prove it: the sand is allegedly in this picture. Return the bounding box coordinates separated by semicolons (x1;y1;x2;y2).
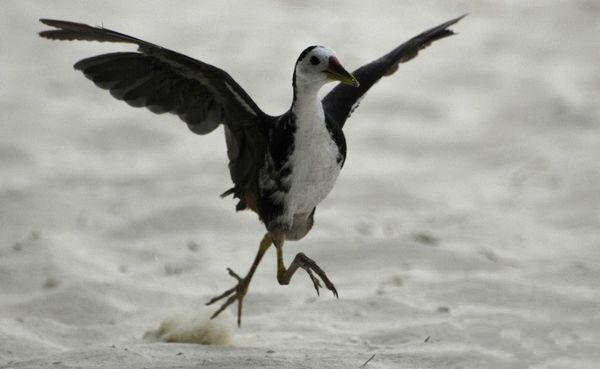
1;1;599;368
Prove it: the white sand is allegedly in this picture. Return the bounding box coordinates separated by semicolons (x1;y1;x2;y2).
2;1;600;368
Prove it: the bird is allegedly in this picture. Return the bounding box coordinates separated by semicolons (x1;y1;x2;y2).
39;14;465;326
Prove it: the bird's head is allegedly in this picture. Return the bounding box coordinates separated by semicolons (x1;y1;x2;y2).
294;45;359;90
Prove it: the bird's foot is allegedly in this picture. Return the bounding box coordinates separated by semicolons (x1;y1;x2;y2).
206;268;249;326
288;252;338;298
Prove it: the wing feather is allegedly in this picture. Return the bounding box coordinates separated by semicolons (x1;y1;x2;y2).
322;15;466;128
40;19;270;208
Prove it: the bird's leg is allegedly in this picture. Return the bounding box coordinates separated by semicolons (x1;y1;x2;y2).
274;235;338;298
206;233;272;326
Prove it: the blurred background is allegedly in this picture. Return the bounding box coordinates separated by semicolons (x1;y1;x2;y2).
1;1;599;368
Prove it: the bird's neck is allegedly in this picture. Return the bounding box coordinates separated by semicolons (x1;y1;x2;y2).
292;80;324;130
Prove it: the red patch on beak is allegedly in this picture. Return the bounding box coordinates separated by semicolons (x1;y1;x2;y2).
328;56;346;74
326;55;359;86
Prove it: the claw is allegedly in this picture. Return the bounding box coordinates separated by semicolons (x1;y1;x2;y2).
206;268;249;326
209;293;237;320
305;268;322;296
299;254;338;298
227;267;242;281
205;285;236;306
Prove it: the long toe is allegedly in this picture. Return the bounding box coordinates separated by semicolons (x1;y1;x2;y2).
313;267;338;298
209;293;238;320
298;253;338;298
206;268;250;326
305;268;322;296
206;285;237;306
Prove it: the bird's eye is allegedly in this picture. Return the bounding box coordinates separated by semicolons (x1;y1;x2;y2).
310;56;320;65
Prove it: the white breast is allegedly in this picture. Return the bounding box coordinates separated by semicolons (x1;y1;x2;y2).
287;100;342;214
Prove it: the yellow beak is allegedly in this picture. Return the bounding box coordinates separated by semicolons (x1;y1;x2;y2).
325;56;359;87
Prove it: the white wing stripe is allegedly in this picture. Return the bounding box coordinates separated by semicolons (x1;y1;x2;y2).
225;82;257;116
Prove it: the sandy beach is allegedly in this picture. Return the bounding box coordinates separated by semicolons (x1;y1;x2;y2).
1;1;599;368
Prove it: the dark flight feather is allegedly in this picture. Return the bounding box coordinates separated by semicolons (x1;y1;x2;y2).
39;18;270;208
39;16;463;213
322;14;466;129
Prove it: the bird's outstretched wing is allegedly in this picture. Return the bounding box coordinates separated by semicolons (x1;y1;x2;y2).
39;19;269;204
322;14;466;129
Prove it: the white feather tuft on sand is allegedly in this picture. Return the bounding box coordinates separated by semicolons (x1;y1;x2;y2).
143;312;232;345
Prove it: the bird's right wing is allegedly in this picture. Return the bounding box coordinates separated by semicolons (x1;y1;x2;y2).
322;15;466;129
39;19;270;202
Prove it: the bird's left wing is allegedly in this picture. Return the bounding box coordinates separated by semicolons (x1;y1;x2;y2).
39;19;270;202
322;15;466;129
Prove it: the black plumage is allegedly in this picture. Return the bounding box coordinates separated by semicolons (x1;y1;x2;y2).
323;15;466;128
39;15;464;325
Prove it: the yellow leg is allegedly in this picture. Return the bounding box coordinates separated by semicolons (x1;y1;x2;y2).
206;233;273;326
274;236;338;298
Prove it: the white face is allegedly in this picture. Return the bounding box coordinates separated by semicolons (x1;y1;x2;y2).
294;46;337;86
294;45;359;89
